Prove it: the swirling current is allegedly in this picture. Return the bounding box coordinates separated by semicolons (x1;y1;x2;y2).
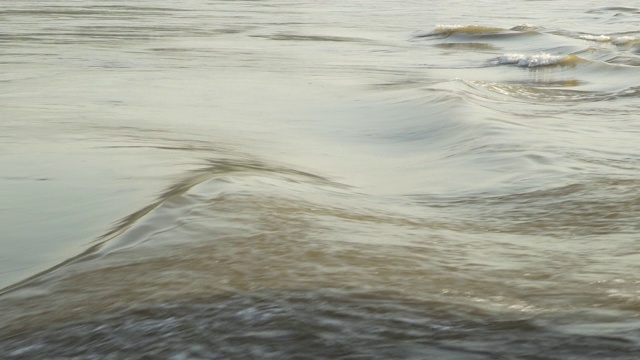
1;1;640;359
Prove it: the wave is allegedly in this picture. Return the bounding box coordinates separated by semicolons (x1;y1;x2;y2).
587;6;639;14
427;24;505;35
0;157;348;295
2;161;639;358
3;289;639;360
413;24;539;39
414;23;640;72
463;80;640;103
611;36;640;45
3;2;640;359
579;34;640;45
579;34;612;42
604;55;640;67
2;159;639;358
509;24;539;32
411;178;640;237
495;53;583;67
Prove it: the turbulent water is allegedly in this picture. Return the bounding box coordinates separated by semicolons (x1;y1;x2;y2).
2;1;640;358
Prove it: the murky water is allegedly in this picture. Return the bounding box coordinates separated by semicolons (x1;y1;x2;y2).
1;1;640;358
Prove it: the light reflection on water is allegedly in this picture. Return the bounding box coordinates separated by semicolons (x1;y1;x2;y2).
1;0;640;358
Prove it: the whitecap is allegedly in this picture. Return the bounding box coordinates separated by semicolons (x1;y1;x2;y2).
579;34;612;42
496;53;572;67
434;24;467;31
612;36;638;45
510;24;538;31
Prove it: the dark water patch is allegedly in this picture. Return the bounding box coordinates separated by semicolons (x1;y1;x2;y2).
251;33;369;43
1;290;638;360
587;7;640;14
370;78;425;90
0;6;192;17
432;42;499;51
0;176;51;182
12;26;218;40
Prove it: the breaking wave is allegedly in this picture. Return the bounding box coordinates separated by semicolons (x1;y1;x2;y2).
495;53;583;67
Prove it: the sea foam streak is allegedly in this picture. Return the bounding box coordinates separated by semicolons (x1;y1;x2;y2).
579;34;640;45
579;34;612;42
612;36;639;45
510;24;538;31
496;53;579;67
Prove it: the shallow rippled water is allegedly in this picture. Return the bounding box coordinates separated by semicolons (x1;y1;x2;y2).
1;1;640;358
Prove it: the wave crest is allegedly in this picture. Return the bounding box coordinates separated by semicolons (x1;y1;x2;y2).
415;24;505;37
579;34;639;45
496;53;582;67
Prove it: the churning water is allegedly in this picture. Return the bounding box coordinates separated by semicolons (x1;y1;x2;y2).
1;1;640;358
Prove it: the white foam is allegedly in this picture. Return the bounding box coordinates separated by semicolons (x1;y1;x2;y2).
497;53;569;67
578;34;638;45
612;36;638;45
579;34;611;42
434;24;466;31
510;24;538;31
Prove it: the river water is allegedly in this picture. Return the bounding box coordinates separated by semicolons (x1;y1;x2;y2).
1;1;640;358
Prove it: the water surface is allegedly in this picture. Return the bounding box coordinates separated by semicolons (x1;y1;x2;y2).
1;1;640;358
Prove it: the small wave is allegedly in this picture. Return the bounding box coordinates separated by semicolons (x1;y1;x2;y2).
466;79;640;103
509;24;539;32
578;34;639;45
605;55;640;67
579;34;612;42
413;24;543;42
251;33;368;43
587;7;639;14
612;36;639;45
496;53;582;68
466;80;596;102
415;24;505;37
